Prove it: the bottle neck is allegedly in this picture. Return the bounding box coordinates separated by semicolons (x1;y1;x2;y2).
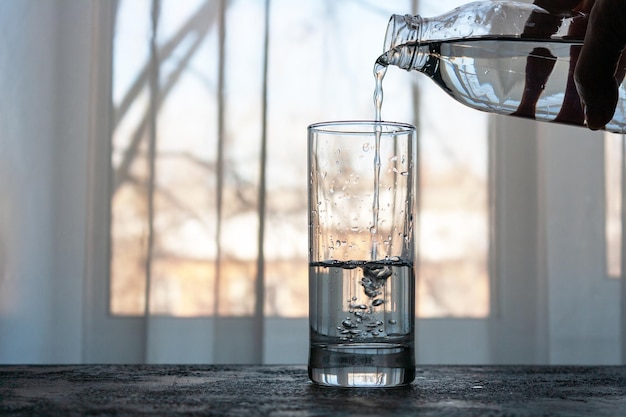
383;14;422;53
380;14;430;72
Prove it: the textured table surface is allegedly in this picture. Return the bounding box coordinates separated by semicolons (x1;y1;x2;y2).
1;365;625;416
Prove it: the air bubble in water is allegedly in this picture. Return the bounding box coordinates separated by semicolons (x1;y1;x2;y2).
342;319;354;328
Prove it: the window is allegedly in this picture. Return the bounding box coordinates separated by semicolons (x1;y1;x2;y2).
416;77;489;318
109;0;490;320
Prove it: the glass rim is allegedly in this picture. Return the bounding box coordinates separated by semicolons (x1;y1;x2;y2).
308;120;415;136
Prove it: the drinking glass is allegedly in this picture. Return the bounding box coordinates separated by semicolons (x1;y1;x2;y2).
308;121;416;387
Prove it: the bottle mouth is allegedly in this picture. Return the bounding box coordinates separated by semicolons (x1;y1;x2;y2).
378;14;421;70
383;14;420;53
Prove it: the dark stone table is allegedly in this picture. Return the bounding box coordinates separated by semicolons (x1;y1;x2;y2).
1;365;625;416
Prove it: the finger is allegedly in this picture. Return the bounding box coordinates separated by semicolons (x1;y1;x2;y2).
574;0;626;129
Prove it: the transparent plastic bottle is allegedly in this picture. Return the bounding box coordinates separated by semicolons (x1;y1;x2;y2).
378;0;626;133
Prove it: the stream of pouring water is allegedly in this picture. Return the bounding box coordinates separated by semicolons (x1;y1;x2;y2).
371;62;388;259
374;62;387;123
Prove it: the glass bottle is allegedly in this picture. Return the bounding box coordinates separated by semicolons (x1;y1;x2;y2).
378;0;626;133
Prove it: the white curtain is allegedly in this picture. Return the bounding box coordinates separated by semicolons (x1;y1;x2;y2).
1;0;624;365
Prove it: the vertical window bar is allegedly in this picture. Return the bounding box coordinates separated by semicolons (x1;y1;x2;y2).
143;0;160;352
621;134;626;362
606;132;623;278
412;0;421;320
214;0;227;317
254;0;271;363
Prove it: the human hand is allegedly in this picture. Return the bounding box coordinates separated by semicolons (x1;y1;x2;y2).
574;0;626;130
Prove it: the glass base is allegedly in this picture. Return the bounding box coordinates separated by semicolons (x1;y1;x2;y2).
308;343;415;387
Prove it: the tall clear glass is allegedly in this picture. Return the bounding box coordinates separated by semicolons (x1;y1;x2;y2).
308;121;417;387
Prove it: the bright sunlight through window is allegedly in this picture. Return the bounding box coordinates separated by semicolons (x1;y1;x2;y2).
109;0;490;319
